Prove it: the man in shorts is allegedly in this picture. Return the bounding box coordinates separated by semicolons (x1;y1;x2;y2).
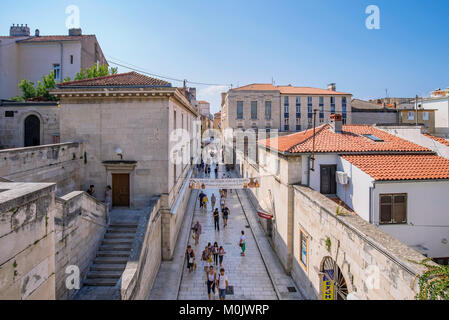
216;268;229;300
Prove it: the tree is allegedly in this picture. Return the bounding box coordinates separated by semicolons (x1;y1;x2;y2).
72;63;117;81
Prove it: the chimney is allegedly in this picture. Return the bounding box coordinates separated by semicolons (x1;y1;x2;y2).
35;29;40;37
68;28;82;36
9;24;30;37
330;114;343;133
327;83;336;91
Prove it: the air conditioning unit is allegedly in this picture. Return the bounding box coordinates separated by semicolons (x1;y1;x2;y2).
336;171;349;185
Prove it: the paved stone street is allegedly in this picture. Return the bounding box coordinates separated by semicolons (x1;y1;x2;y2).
177;165;277;300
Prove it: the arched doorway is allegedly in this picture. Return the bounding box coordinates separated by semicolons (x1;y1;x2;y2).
321;256;349;300
24;115;41;147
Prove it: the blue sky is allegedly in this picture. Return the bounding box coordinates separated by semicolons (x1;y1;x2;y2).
2;0;449;113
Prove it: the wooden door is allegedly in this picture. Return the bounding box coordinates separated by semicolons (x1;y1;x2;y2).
112;174;130;207
320;165;337;194
24;115;40;147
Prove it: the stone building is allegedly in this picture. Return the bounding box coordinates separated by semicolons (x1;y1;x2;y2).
237;114;449;299
0;24;107;100
222;83;352;132
51;71;199;259
0;100;60;149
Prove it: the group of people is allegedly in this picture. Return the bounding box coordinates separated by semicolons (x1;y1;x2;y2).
87;184;112;211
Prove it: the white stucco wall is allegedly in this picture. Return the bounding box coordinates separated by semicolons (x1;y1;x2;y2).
308;154;339;192
423;98;449;131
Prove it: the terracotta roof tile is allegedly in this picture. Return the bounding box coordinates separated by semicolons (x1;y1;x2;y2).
259;124;430;153
233;83;351;95
57;72;171;88
342;154;449;181
424;133;449;147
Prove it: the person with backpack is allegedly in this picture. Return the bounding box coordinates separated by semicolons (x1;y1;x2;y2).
213;208;220;231
185;245;195;273
202;194;209;212
206;266;217;300
216;268;229;300
199;191;206;210
222;206;230;228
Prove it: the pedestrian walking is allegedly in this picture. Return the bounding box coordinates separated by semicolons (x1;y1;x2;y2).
213;208;220;231
212;242;219;266
104;185;112;211
239;231;246;256
214;166;218;178
202;194;208;213
220;196;225;210
211;193;216;211
222;206;230;228
206;266;217;300
218;246;226;267
192;221;202;246
185;245;195;273
216;268;229;301
199;191;206;210
202;246;211;275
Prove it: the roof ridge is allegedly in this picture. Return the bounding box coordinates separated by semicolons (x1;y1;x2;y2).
58;71;135;86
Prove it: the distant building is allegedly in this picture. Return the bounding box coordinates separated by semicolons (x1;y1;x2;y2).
0;24;108;100
0;99;59;149
213;111;221;130
351;99;398;125
222;83;352;132
421;96;449;137
197;100;210;117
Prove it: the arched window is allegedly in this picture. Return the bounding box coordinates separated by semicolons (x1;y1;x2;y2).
321;256;349;300
24;115;40;147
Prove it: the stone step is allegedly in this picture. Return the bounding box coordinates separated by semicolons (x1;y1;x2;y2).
104;234;135;240
109;224;138;229
106;229;136;234
86;271;122;279
102;239;134;246
99;245;132;251
97;251;130;258
84;278;118;287
90;264;127;272
94;256;129;264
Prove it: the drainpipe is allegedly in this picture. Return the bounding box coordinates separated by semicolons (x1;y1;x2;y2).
369;182;376;224
59;42;63;82
306;155;311;187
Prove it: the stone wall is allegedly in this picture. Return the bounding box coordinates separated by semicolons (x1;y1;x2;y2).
121;196;161;300
351;110;398;125
0;101;59;149
54;191;108;300
0;142;83;196
291;185;429;300
0;182;57;300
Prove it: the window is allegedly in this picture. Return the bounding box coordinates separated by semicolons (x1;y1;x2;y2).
251;101;258;120
5;111;14;117
408;111;415;121
284;117;289;131
308;97;313;119
363;134;384;142
330;96;335;114
422;111;429;121
296;118;301;131
380;194;407;224
70;55;74;64
300;230;308;270
284;96;289;116
296;97;301;118
53;64;61;81
265;101;272;120
237;101;243;119
342;97;347;124
174;110;177;130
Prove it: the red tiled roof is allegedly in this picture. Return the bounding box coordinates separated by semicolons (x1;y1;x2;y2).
17;35;95;43
233;83;351;95
259;124;430;153
341;154;449;181
424;133;449;147
57;72;171;88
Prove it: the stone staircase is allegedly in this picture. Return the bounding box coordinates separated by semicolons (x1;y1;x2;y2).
83;223;138;287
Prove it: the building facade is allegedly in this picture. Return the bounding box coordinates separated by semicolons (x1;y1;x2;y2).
222;83;352;132
0;24;107;100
